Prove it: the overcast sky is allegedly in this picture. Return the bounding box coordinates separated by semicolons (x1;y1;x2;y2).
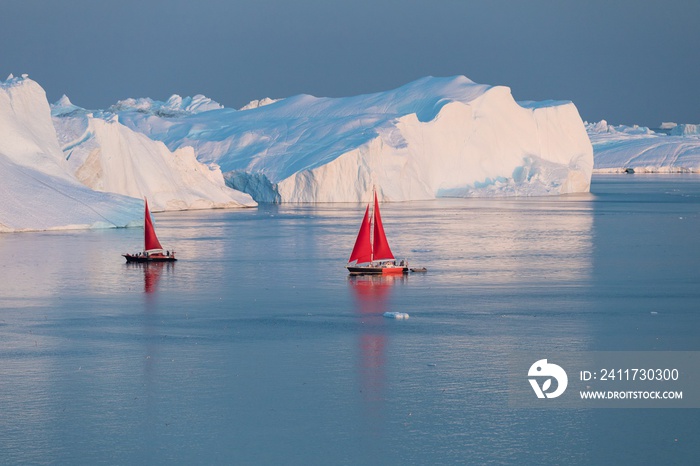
2;0;698;127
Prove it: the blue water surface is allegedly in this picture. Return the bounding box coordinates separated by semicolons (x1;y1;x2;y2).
0;175;699;465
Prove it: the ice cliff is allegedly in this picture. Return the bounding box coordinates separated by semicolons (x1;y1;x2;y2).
0;75;141;232
0;75;255;232
115;76;593;202
587;120;700;173
51;98;256;211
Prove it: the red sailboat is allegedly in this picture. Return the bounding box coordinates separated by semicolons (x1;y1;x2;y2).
123;199;176;263
346;191;408;275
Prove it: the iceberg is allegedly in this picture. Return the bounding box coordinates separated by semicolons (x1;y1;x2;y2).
1;75;255;232
383;312;409;319
0;75;141;232
114;76;593;202
670;124;700;137
587;120;700;173
1;73;594;233
110;94;223;116
51;98;256;211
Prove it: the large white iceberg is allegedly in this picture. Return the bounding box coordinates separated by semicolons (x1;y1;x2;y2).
1;75;256;232
1;73;594;233
51;97;256;211
0;75;141;232
588;120;700;173
115;76;593;202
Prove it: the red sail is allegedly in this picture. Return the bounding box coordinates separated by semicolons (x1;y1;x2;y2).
372;191;395;261
144;199;164;252
348;205;373;264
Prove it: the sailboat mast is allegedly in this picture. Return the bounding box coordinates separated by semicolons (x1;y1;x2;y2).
369;204;374;263
370;187;375;263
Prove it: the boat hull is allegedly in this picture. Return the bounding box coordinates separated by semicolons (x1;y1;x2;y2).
346;265;408;275
123;254;177;263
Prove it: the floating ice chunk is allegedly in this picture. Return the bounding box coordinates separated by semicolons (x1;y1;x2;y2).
383;312;409;319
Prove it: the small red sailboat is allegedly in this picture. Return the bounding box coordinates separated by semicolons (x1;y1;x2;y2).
346;191;408;275
123;199;176;263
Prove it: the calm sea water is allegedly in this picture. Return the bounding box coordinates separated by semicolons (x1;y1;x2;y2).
1;175;699;465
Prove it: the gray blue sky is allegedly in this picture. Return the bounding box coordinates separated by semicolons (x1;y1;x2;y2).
2;0;698;127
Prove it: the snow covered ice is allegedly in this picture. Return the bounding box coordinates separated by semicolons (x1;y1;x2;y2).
114;76;593;202
0;75;142;232
51;96;256;212
1;74;596;231
587;120;700;173
0;75;255;232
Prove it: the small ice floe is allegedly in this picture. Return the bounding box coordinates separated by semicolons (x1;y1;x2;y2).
383;312;409;319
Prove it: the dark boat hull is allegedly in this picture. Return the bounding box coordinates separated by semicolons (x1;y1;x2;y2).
346;265;408;275
123;254;177;263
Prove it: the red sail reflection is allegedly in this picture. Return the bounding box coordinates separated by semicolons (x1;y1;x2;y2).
348;275;402;409
126;262;172;294
143;263;164;294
